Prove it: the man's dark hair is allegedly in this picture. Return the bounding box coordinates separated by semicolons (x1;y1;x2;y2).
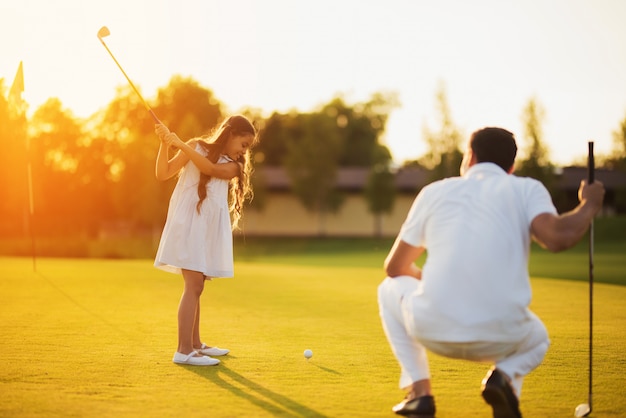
470;127;517;172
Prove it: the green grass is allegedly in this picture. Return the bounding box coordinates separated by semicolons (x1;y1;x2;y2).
234;236;626;285
0;253;625;417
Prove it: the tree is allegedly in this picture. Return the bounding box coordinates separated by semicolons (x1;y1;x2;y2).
153;75;223;139
323;92;399;167
515;97;569;210
420;83;464;181
515;98;553;180
365;161;396;238
29;98;93;235
255;111;292;166
607;112;626;170
75;130;122;235
258;93;398;235
257;93;397;169
284;112;344;236
95;86;164;232
238;107;269;213
607;112;626;212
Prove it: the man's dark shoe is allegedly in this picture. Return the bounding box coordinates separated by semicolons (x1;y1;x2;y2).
481;368;522;418
392;395;435;417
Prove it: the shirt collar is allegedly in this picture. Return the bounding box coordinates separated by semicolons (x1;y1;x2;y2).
463;162;508;179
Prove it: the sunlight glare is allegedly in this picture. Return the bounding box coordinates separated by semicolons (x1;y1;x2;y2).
1;0;625;164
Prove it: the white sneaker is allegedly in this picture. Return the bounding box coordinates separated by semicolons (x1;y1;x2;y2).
172;351;220;366
196;343;230;356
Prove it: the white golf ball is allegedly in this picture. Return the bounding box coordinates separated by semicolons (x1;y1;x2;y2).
303;349;313;359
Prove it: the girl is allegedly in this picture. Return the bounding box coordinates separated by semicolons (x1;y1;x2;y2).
154;115;258;366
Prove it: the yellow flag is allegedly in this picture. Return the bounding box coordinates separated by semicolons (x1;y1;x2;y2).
8;61;24;114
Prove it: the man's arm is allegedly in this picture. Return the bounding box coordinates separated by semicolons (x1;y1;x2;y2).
531;179;605;252
384;237;425;279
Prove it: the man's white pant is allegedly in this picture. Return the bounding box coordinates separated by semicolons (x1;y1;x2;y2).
378;276;550;397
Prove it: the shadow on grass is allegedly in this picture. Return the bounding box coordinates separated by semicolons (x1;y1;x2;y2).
312;363;341;375
179;363;329;417
36;271;131;337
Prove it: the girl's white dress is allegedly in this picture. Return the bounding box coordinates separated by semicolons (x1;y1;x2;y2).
154;145;234;278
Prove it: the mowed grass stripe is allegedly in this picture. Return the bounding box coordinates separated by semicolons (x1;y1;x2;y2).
0;257;624;417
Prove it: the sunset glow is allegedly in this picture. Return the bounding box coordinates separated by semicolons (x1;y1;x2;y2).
2;0;626;165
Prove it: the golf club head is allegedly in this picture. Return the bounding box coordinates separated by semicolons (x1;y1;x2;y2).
97;26;110;39
574;403;591;417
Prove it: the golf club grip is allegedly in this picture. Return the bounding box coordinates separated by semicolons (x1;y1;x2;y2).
588;141;594;184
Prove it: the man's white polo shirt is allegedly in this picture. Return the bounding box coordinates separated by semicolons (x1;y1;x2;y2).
398;163;557;342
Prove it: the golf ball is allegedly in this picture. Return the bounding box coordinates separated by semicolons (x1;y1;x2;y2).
303;349;313;359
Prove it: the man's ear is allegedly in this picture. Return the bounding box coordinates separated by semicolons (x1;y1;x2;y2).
469;150;477;166
465;149;478;167
460;148;475;175
507;164;515;174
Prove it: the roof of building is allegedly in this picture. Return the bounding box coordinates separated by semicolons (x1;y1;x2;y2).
555;166;626;189
256;165;626;192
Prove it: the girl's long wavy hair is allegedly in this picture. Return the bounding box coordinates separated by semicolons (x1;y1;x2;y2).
195;115;258;230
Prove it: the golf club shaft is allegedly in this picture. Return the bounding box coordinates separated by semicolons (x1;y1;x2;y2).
587;141;595;412
98;38;160;124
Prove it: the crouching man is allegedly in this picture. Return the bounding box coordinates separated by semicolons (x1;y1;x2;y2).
378;127;604;418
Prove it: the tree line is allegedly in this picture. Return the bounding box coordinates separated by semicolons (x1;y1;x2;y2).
1;76;625;240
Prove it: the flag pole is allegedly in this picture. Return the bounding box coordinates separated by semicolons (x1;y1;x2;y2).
27;134;36;272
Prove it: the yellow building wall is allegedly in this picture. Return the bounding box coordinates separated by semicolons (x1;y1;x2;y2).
236;193;416;237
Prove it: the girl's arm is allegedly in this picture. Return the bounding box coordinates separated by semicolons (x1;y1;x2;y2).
155;124;190;181
166;132;241;180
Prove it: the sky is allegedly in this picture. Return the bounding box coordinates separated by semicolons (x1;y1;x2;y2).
2;0;626;166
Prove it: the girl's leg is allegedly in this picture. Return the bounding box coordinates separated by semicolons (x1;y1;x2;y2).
192;276;212;349
192;296;202;348
177;269;205;355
